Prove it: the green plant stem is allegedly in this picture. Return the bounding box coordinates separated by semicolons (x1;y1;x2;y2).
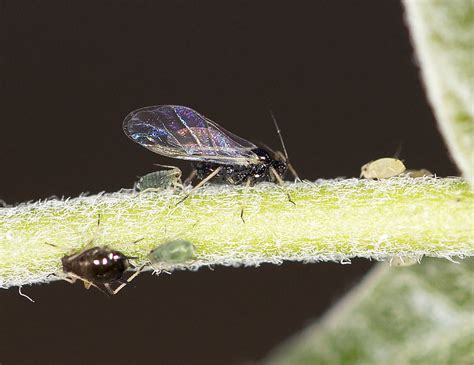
1;177;473;288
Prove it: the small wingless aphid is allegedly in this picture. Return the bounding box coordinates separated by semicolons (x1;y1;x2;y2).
115;240;197;290
403;169;433;178
149;239;196;265
123;105;297;201
360;158;406;179
135;165;183;191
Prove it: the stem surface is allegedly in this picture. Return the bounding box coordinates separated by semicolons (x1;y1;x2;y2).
1;177;473;288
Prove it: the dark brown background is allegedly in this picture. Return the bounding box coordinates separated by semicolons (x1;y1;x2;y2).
0;1;458;364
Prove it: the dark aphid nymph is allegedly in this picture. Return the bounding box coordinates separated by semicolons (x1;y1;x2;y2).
123;105;297;200
50;215;138;295
61;246;130;294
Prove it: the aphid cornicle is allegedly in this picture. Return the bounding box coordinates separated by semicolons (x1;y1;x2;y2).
122;105;295;192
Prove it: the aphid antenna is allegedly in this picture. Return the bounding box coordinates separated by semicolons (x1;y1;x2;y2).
153;163;181;170
268;109;300;180
393;142;404;160
269;109;289;161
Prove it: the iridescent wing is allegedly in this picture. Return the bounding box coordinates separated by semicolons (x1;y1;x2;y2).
123;105;259;165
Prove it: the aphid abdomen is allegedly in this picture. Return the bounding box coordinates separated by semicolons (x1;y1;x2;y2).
360;158;406;179
194;162;260;185
194;148;286;185
135;168;182;191
149;240;196;264
90;250;128;283
61;247;129;284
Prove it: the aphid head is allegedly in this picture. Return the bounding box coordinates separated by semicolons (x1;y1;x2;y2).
250;147;286;178
360;162;371;178
272;158;288;178
252;148;273;163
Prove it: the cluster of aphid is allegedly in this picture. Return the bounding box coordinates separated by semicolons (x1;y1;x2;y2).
360;157;431;267
127;105;299;201
56;105;297;295
360;157;432;179
56;105;433;294
55;217;197;296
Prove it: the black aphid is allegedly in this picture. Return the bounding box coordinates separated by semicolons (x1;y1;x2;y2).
61;246;130;294
48;215;139;295
122;105;297;199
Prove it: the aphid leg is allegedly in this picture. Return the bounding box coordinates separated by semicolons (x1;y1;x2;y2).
112;264;147;295
63;276;76;284
240;178;253;224
172;178;185;192
270;166;296;206
261;142;300;182
176;167;222;205
66;272;107;295
287;163;300;181
183;169;197;186
274;150;300;181
104;283;115;296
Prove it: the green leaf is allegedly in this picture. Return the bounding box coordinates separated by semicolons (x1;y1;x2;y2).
264;258;474;365
404;0;474;186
